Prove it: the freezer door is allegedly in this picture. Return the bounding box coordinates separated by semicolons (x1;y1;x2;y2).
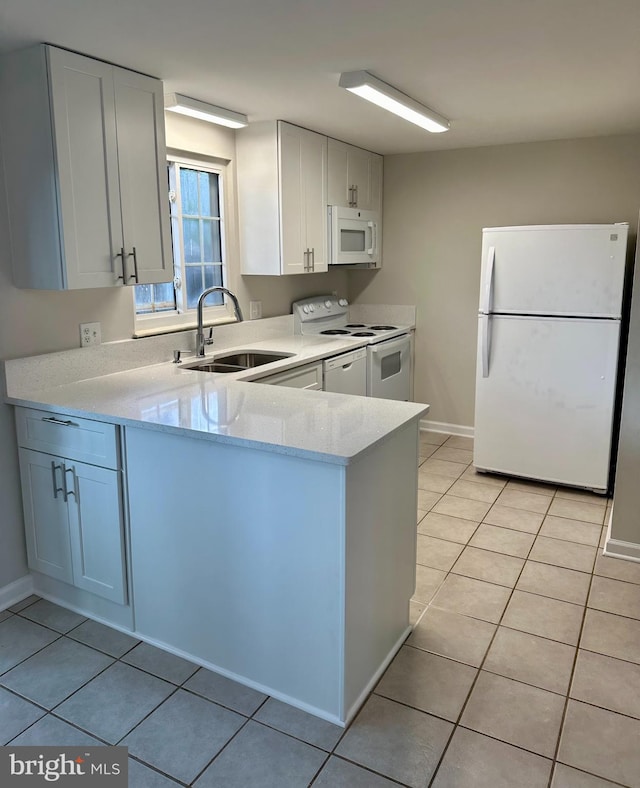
474;315;620;490
480;225;628;318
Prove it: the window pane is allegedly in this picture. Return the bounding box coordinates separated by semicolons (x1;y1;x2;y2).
183;218;201;263
135;160;225;319
185;266;205;309
135;284;152;312
202;220;222;262
199;171;219;217
152;282;176;311
204;265;223;295
180;168;198;215
134;282;176;314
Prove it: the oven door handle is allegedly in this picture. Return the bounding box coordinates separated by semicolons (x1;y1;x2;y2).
369;334;409;355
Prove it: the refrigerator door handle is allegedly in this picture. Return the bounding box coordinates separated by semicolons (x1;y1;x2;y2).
480;314;490;377
481;246;495;314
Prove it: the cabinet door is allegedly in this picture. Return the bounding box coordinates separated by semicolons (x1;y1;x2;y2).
19;449;73;583
114;68;173;286
279;122;306;274
369;153;383;215
47;47;124;289
301;129;328;273
347;145;372;209
327;138;350;206
66;462;127;605
328;139;382;211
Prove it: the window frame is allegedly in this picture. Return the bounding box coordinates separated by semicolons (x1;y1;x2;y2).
133;153;234;335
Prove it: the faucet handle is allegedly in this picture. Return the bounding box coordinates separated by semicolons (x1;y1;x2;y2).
205;327;214;345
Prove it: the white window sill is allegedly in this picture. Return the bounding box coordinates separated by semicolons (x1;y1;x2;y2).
133;316;239;339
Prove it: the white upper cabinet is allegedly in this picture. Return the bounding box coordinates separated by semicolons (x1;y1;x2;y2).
327;138;383;213
236;121;328;275
0;45;172;289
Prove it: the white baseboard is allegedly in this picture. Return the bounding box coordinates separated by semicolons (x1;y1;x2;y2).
342;625;411;727
604;537;640;563
420;419;474;438
130;629;347;727
603;503;640;562
0;574;34;611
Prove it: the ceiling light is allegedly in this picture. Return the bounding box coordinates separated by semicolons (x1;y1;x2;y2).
164;93;248;129
339;70;449;133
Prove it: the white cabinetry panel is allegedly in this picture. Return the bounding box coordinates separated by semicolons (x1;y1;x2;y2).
0;44;171;290
19;450;73;583
327;138;383;213
15;406;127;606
237;121;327;275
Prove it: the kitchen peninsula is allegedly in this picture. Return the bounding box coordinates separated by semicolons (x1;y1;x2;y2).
4;318;427;726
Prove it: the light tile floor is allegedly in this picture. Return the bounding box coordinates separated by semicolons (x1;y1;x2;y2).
1;431;639;787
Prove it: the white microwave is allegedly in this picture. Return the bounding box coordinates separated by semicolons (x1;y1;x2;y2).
328;206;380;266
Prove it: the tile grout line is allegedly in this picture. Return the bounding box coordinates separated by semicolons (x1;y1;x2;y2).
425;473;551;787
416;458;624;788
545;518;600;788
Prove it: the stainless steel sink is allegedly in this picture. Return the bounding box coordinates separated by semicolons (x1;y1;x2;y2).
185;351;293;374
189;362;247;373
214;352;292;367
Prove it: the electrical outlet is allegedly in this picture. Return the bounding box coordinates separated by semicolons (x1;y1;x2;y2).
249;300;262;320
80;322;102;347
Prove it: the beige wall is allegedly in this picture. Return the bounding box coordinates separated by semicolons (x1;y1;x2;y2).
348;133;640;429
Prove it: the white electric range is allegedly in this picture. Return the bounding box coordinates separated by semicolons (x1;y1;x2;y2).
292;296;412;400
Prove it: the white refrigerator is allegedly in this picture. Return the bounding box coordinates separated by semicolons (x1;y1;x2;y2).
474;223;629;492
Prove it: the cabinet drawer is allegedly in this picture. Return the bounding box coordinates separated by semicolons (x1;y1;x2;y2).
15;408;119;469
258;363;323;390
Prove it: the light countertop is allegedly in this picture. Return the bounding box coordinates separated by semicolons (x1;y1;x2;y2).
4;319;428;465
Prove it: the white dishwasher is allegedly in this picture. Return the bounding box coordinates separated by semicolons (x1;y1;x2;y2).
323;348;368;395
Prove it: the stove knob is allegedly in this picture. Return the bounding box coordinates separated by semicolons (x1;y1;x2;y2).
339;298;348;307
309;304;315;312
302;305;309;314
324;300;332;309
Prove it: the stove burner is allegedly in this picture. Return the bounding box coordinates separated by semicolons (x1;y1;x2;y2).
351;331;375;337
320;329;350;335
345;323;366;328
369;325;397;331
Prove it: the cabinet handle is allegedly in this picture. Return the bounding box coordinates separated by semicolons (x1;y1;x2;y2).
129;247;139;283
353;184;358;207
303;249;310;272
62;463;78;503
51;461;64;500
42;416;79;428
116;247;126;281
311;248;315;271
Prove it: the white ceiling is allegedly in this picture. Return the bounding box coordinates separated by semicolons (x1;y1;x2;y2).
1;0;639;155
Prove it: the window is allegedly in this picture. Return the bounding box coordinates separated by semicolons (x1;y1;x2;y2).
134;156;230;332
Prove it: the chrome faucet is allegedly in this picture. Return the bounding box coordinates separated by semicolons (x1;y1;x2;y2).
196;286;244;357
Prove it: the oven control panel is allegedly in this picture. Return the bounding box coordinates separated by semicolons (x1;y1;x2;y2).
292;296;348;323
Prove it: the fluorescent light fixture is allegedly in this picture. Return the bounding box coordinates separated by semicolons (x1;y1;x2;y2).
339;70;449;133
164;93;248;129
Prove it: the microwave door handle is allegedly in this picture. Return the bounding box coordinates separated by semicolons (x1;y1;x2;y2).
367;221;376;255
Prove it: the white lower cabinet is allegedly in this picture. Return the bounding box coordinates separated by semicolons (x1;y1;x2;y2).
15;407;127;606
19;449;127;605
